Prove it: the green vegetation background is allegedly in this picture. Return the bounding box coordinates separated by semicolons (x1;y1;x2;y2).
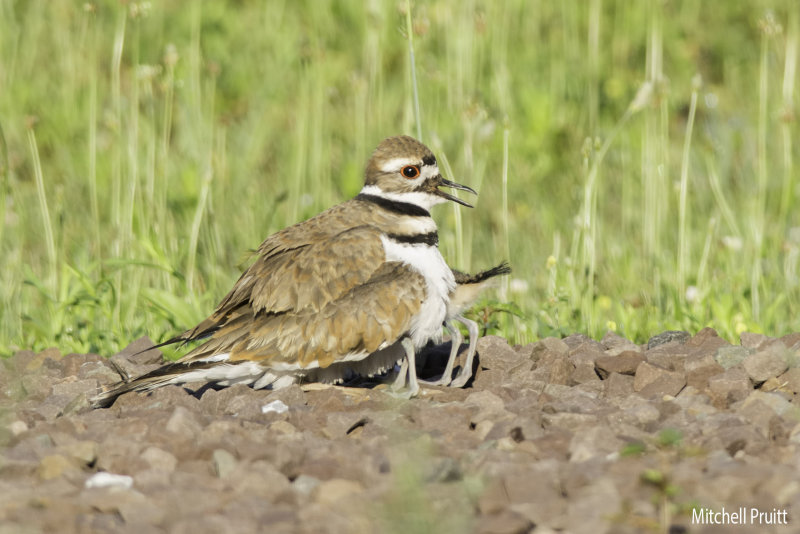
1;0;799;357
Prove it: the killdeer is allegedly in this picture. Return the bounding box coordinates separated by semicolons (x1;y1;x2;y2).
91;135;476;408
414;263;511;388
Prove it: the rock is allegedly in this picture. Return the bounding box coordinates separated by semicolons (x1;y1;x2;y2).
568;426;623;462
212;449;237;479
708;368;752;408
740;332;770;349
684;354;725;390
742;345;790;383
38;454;78;480
602;372;634;398
141;447;177;473
475;509;534;534
165;406;203;437
477;336;528;372
528;337;570;360
8;420;28;436
568;351;601;384
63;441;98;466
562;333;600;350
312;478;364;506
85;472;134;490
262;399;290;415
613;395;661;429
600;332;640;355
532;347;574;385
647;330;691;349
779;332;800;349
714;346;752;369
565;478;621;534
292;474;321;496
777;368;800;394
595;351;644;378
686;327;731;353
633;362;686;397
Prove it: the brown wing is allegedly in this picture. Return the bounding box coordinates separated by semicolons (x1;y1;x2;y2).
183;262;426;369
168;211;387;346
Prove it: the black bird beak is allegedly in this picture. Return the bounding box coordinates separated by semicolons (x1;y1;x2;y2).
435;176;477;208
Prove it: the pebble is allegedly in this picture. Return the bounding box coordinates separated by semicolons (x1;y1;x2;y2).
85;472;134;490
262;399;290;415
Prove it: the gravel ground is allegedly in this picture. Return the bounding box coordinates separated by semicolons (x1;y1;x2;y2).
1;328;799;533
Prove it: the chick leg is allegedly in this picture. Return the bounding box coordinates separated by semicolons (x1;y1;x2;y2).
449;315;479;388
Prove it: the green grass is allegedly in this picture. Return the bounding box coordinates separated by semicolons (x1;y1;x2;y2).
2;0;800;356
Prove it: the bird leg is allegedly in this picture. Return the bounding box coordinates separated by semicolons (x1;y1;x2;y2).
419;320;462;387
402;337;420;397
392;358;409;390
449;315;479;388
389;338;420;398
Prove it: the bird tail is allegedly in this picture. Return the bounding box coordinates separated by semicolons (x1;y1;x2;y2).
89;357;262;409
452;261;511;285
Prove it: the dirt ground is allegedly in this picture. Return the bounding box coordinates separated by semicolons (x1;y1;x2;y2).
1;328;799;533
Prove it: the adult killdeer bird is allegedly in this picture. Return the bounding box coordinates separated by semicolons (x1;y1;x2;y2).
91;135;476;408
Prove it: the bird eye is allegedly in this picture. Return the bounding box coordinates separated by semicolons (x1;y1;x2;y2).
401;165;420;179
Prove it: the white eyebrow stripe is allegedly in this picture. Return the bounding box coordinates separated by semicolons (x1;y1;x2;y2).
379;157;421;172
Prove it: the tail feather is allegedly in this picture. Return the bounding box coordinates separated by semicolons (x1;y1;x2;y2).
452;262;511;285
90;359;240;409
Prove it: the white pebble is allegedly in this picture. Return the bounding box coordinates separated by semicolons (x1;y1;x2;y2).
85;472;134;490
261;399;289;414
8;420;28;436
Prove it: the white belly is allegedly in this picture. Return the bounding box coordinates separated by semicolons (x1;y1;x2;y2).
380;235;455;348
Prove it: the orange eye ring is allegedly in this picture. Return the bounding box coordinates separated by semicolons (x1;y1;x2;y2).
401;165;420;179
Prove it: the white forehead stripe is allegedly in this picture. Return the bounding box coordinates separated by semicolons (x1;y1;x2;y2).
379;157;421;172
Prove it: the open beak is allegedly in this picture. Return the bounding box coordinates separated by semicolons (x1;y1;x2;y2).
435;176;477;208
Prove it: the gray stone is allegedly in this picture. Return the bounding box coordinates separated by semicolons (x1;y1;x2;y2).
715;346;752;369
647;330;691;349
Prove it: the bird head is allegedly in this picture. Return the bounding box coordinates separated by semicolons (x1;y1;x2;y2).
361;136;476;211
